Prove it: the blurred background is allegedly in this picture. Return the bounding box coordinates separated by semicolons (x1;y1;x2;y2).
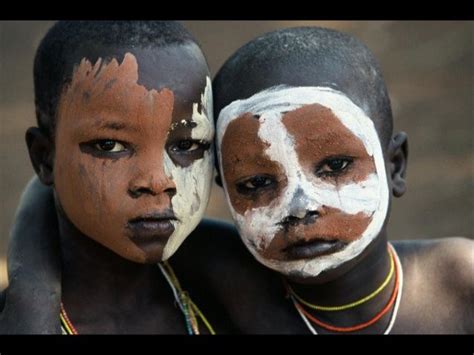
0;21;472;289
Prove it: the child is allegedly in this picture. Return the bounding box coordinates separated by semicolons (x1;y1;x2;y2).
211;26;474;334
4;25;473;335
0;20;239;334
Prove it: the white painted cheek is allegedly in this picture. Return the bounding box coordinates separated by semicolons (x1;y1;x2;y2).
161;150;214;260
161;77;215;260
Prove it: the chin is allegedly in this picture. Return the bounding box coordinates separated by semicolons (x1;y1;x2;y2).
142;249;166;264
117;249;164;264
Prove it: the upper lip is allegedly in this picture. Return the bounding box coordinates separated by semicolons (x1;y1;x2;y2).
128;211;178;223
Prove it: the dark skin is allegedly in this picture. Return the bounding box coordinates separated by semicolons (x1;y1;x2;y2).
0;43;236;334
2;135;473;334
4;114;472;334
0;178;238;333
2;50;473;335
208;67;474;334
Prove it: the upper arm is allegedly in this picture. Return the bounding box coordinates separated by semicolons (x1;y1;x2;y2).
1;176;61;334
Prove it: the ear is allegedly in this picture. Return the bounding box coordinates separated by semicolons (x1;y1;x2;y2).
25;127;54;186
388;131;408;197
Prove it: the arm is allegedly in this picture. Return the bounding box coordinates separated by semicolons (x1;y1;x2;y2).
0;176;61;334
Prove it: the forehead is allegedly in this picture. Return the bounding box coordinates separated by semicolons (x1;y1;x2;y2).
66;43;209;107
57;48;211;132
217;86;379;153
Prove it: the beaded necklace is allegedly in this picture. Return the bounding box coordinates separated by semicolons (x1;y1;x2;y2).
287;243;403;334
60;260;216;335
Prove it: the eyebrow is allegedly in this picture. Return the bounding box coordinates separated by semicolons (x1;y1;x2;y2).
94;120;139;133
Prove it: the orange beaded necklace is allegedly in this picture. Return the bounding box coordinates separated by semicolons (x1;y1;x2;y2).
286;243;403;334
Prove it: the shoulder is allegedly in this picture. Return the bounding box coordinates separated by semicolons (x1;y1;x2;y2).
393;237;473;286
392;237;474;332
177;218;249;263
393;237;473;290
173;217;272;290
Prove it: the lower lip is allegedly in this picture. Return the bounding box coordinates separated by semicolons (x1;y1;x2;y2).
284;239;346;259
126;220;175;245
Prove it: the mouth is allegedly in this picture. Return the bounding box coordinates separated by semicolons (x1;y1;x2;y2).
126;212;177;245
283;238;347;260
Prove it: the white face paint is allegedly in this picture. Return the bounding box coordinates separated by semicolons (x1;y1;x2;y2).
217;86;389;278
162;76;214;260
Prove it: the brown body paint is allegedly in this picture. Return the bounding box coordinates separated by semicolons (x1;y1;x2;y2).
55;53;178;263
282;104;375;185
263;207;373;260
221;113;287;214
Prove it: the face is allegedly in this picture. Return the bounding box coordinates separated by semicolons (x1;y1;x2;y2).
54;47;214;263
217;86;389;278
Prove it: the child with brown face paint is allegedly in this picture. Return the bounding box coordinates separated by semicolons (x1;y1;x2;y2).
0;21;241;334
209;27;474;334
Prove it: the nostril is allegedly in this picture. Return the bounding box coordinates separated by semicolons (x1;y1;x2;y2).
288;216;300;226
281;215;301;227
280;210;320;228
165;187;177;198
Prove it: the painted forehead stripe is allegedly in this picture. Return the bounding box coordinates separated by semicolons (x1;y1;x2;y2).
218;86;375;156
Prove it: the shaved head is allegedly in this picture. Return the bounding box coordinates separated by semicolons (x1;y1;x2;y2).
213;26;393;149
214;27;395;278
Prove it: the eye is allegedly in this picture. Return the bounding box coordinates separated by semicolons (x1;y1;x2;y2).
236;175;275;194
94;140;126;153
170;140;207;153
177;140;199;151
316;157;353;176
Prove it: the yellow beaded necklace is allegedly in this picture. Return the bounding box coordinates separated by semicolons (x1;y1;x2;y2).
285;245;395;312
60;260;215;335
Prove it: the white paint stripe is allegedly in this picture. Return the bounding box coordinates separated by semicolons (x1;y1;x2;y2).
162;76;214;260
191;76;214;142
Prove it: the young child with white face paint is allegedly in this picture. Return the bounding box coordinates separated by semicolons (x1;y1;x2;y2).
211;27;474;334
0;21;239;334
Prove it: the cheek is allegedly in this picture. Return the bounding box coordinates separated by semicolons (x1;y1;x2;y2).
166;151;213;218
220;114;288;215
54;149;128;232
161;152;214;260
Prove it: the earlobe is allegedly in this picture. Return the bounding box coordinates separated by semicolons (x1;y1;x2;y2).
25;127;54;186
388;131;408;198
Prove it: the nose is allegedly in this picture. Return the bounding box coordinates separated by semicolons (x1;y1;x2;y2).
281;211;320;227
281;187;319;227
128;159;176;199
288;187;310;218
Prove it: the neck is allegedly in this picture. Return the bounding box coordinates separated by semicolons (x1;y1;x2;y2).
55;204;166;319
285;234;395;333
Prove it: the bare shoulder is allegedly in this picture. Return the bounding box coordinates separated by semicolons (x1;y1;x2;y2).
393;237;473;287
173;218;258;277
391;237;474;333
179;218;245;259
